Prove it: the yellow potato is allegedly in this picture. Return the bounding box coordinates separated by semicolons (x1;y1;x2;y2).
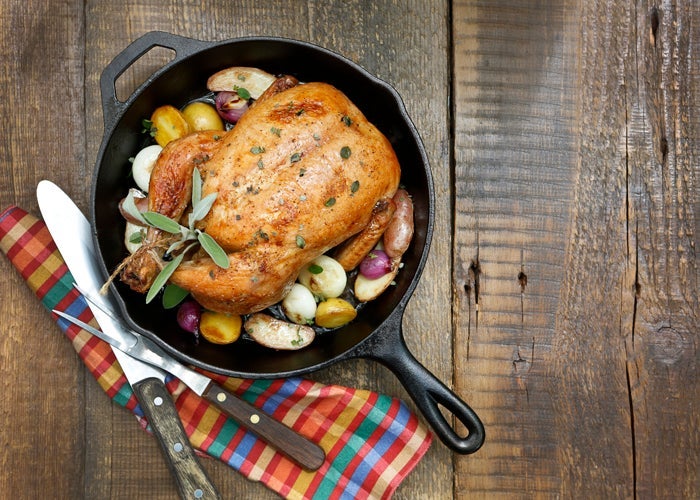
150;105;190;147
199;311;242;344
315;298;357;328
182;101;224;132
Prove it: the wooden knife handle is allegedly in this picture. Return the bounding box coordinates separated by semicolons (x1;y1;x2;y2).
133;378;221;500
202;383;326;471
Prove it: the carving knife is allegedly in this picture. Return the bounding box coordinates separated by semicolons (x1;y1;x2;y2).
37;182;221;500
36;180;325;472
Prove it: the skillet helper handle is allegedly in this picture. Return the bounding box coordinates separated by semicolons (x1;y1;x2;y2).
133;378;221;500
366;323;485;454
202;384;326;471
99;31;210;128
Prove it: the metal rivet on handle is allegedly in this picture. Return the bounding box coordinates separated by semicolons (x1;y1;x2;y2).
250;414;260;424
194;489;203;499
173;442;183;453
216;392;226;402
154;396;163;406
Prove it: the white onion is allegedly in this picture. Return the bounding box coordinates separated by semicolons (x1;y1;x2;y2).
131;144;162;192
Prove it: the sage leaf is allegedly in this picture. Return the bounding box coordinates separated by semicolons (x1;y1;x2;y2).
142;211;182;234
146;253;184;303
192;168;202;207
162;284;189;309
122;191;147;225
191;192;217;223
198;231;229;268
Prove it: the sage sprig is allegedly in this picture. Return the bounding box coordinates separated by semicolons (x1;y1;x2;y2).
123;167;229;304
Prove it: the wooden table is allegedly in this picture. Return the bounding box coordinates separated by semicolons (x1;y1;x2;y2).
1;1;697;498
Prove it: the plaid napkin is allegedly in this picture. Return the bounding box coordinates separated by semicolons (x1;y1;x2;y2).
0;206;431;499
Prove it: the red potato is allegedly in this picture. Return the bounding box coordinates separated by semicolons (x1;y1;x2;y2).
383;188;414;258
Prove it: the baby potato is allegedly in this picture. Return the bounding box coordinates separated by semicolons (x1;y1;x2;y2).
245;313;315;350
150;105;190;147
297;255;347;299
206;66;276;99
182;101;224;132
131;144;162;192
315;298;357;329
199;311;242;344
282;283;317;325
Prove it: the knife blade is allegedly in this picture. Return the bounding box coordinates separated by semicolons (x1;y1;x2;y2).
37;181;221;500
37;180;325;471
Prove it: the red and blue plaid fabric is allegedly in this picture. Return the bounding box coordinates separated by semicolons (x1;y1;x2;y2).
0;206;431;499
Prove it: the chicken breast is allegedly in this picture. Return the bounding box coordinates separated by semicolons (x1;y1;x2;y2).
122;81;401;315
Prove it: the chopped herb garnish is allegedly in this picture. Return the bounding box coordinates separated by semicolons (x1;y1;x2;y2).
300;195;307;201
308;263;323;274
290;152;302;163
313;133;321;141
290;327;304;346
257;159;264;169
341;115;352;126
299;168;306;177
235;86;251;100
350;180;360;193
296;235;306;248
325;197;336;207
250;146;265;154
141;119;156;137
270;127;281;136
340;146;351;159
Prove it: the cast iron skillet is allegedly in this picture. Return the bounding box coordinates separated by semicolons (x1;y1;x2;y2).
91;31;484;454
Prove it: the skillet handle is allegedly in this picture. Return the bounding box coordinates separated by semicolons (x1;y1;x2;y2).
99;31;210;129
361;320;485;454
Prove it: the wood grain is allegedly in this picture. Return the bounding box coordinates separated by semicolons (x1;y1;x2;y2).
452;0;698;498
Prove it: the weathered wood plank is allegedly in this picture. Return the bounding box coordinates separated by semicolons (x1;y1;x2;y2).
0;0;87;498
452;0;699;498
452;0;580;496
624;1;700;497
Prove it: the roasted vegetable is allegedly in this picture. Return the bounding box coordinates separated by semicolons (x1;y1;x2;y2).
297;255;347;299
182;101;224;132
315;298;357;328
199;311;242;344
150;105;190;147
131;144;162;192
176;300;202;334
207;66;276;99
282;283;317;325
214;91;249;123
383;188;414;259
354;260;401;302
245;313;315;350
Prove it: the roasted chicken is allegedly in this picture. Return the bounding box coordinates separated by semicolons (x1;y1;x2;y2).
121;79;401;314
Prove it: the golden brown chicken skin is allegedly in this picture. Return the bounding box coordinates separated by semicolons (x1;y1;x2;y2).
122;81;401;315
